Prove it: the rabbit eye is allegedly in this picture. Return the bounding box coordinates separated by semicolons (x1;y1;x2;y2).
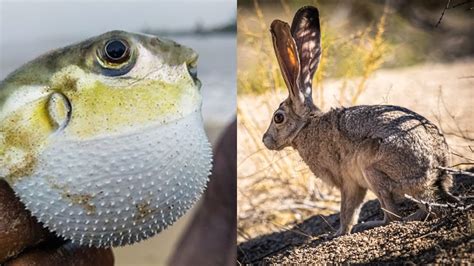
274;113;285;124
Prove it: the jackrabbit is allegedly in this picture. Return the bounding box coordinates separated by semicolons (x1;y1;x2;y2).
262;6;458;235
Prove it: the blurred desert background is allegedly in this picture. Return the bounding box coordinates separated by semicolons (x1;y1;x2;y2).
0;0;235;265
237;0;473;248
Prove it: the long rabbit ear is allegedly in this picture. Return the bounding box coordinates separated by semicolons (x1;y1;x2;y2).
270;20;305;105
290;6;321;101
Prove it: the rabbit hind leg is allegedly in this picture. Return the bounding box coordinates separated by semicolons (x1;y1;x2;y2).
351;195;400;233
352;167;401;233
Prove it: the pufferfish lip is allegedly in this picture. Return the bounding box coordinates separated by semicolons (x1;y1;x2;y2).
187;58;201;88
188;64;198;80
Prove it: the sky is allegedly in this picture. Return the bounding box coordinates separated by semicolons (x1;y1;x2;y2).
0;0;236;43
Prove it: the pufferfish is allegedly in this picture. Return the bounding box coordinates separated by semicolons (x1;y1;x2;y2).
0;30;212;247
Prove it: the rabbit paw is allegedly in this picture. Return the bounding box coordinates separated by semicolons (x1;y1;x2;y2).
334;227;350;237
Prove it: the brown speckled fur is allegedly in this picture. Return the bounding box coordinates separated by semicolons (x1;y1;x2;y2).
263;6;457;235
265;100;456;235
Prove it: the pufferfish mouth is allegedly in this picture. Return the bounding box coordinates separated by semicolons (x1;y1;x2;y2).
187;58;201;89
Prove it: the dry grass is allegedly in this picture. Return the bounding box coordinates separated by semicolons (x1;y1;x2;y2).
236;2;474;245
238;0;390;101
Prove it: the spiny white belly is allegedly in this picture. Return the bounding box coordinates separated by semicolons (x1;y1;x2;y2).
11;111;212;247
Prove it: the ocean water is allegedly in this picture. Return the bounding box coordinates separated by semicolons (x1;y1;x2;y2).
0;34;236;130
175;35;236;127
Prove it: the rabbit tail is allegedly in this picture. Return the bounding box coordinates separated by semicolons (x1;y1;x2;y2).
434;169;460;204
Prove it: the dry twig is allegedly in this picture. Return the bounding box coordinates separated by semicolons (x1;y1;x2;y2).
404;194;472;211
436;0;452;27
437;166;474;177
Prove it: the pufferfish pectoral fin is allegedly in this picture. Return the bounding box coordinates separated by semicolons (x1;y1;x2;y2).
0;89;72;184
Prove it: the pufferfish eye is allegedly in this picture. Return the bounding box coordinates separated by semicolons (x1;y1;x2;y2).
104;39;130;63
274;112;285;124
97;38;135;76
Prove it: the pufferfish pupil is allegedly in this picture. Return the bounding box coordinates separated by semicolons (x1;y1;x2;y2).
104;39;129;63
0;30;212;247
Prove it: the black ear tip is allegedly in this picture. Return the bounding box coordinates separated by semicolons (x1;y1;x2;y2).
295;6;320;18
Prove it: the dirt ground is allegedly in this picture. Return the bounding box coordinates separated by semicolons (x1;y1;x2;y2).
237;173;473;264
237;59;474;263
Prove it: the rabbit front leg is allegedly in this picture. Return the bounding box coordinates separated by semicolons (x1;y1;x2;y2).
335;183;367;236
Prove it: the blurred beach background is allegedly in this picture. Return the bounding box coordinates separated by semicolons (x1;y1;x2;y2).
0;0;236;265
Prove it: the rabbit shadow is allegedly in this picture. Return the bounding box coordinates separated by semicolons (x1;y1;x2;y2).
238;198;446;264
237;199;386;264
